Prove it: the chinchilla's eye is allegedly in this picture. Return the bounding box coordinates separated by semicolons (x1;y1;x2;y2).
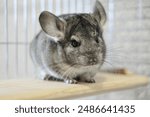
70;40;80;47
95;38;99;43
91;31;97;37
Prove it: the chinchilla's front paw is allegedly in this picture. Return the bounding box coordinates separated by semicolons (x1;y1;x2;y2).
64;78;78;84
80;72;96;83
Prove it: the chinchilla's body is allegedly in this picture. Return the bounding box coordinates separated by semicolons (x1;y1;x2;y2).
30;0;107;84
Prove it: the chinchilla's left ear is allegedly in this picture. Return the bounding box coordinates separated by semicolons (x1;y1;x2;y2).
93;0;107;26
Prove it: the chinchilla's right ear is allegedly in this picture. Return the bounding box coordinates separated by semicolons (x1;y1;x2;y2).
93;0;107;26
39;11;66;42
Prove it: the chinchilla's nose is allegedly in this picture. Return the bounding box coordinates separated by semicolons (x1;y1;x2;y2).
87;47;98;53
89;57;98;65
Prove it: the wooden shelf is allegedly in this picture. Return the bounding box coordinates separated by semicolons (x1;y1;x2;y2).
0;72;149;99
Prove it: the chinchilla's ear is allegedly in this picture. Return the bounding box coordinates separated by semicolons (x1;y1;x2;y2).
93;0;107;26
39;11;66;42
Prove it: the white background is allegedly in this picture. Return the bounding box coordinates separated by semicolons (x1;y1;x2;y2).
0;100;150;117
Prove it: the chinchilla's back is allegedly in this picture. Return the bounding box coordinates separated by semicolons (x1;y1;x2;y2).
30;31;47;70
30;30;61;79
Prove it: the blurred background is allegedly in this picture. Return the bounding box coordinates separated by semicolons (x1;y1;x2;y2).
0;0;150;79
0;0;150;99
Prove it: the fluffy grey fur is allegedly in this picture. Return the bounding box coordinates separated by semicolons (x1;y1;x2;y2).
30;0;107;84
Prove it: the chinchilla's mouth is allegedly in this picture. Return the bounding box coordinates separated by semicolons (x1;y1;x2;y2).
75;64;100;68
72;61;103;69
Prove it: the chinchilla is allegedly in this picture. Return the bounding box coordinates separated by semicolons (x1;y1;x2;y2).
30;0;107;84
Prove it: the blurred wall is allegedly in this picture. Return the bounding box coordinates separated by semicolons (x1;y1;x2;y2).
102;0;150;77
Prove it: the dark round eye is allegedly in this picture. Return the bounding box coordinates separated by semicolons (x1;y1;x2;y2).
71;40;80;47
95;38;99;43
91;31;97;37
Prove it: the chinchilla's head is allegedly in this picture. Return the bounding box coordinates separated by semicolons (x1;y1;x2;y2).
39;0;106;68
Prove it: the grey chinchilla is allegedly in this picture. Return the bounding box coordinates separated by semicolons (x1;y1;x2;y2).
30;0;107;84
